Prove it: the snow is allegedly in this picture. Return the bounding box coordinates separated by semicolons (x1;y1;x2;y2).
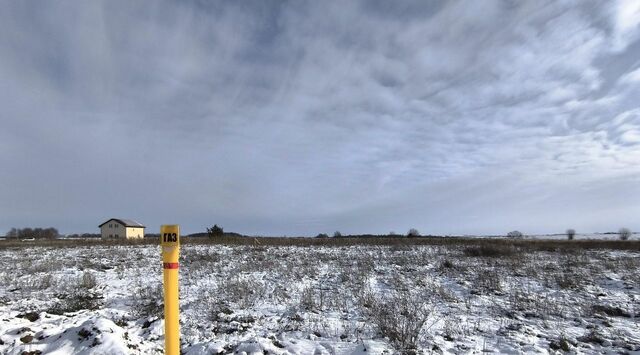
0;239;639;354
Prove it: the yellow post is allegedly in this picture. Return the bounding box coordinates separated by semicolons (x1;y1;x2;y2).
160;225;180;355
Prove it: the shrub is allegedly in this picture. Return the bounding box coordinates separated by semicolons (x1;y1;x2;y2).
507;231;523;239
578;328;605;345
207;224;224;238
131;283;164;319
463;244;516;258
472;269;502;293
566;229;576;240
549;337;571;352
48;273;103;314
619;228;631;241
79;271;98;289
441;259;454;269
366;291;431;352
299;286;316;311
555;271;582;290
49;291;103;314
220;276;265;308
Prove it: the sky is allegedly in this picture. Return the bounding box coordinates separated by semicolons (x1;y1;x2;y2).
1;0;640;236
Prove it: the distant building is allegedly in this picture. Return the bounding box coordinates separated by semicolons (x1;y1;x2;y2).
99;218;145;239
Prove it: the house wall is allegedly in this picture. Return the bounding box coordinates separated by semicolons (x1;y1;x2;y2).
101;220;125;238
125;227;144;239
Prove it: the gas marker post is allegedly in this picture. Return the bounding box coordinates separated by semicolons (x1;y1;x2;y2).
160;225;180;355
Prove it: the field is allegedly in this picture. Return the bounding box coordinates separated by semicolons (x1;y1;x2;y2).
0;237;639;354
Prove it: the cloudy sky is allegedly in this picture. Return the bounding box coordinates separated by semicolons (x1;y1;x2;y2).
1;0;640;236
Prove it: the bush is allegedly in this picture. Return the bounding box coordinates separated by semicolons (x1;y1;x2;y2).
79;271;98;289
472;269;502;293
48;273;103;314
299;286;316;311
131;283;164;319
220;276;265;308
619;228;631;241
366;291;431;352
507;231;523;239
566;229;576;240
49;291;103;314
463;244;516;258
207;224;224;238
441;259;454;269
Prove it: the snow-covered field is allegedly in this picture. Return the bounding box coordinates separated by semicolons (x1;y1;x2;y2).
0;240;639;354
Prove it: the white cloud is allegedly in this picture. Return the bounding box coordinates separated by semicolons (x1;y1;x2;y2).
612;0;640;51
0;0;639;235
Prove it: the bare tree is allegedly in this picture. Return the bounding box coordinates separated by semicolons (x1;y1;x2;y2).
6;228;18;239
407;228;420;238
333;231;342;238
566;229;576;240
21;227;34;238
619;228;632;241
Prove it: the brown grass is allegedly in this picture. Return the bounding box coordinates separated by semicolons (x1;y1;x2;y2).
1;235;638;252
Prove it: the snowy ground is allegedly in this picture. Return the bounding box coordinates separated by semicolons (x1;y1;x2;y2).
0;239;639;354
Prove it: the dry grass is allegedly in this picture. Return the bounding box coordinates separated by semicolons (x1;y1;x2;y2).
1;237;639;353
1;235;638;252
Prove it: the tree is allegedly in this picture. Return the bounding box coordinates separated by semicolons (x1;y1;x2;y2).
507;230;523;239
566;229;576;240
207;224;224;238
6;228;18;239
619;228;632;241
42;227;59;239
333;231;342;238
407;228;420;238
316;233;329;238
20;228;33;239
6;227;59;239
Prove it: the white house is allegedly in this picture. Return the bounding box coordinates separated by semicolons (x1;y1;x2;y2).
99;218;145;239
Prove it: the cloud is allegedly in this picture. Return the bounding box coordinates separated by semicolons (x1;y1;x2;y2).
612;0;640;51
0;0;639;235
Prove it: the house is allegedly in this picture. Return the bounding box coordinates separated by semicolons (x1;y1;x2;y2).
99;218;145;239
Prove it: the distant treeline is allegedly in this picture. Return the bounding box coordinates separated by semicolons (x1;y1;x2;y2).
180;224;243;239
315;233;441;238
168;232;244;239
65;233;101;239
6;227;60;239
3;228;101;239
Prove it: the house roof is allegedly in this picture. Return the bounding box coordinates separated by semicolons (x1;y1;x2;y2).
99;218;146;228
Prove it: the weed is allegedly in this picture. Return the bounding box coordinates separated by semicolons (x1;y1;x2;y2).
131;283;163;319
366;291;432;352
463;244;518;258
